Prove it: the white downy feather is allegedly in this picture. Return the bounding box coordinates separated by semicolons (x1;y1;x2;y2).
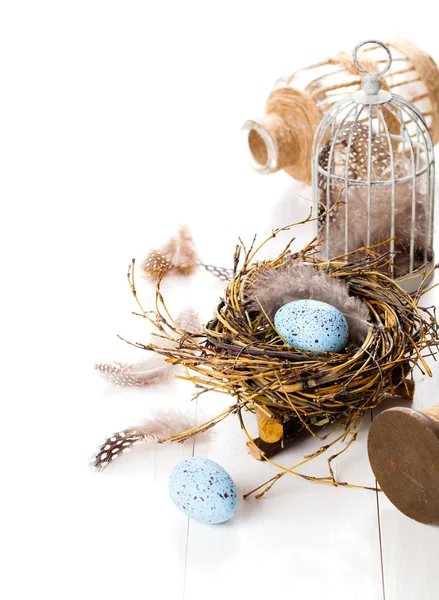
248;261;370;345
94;307;201;387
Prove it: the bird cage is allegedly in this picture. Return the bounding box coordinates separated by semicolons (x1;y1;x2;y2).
312;40;435;294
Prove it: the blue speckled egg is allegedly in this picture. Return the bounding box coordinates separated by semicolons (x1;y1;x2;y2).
274;299;349;353
168;457;238;524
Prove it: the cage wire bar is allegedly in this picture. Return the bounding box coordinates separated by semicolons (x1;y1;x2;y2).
312;40;435;293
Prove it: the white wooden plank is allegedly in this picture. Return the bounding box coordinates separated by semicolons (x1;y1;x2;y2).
82;380;195;599
377;209;439;600
378;493;439;600
377;336;439;600
184;395;384;600
6;4;439;597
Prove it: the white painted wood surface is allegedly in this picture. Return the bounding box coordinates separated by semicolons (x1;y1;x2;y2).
3;2;439;599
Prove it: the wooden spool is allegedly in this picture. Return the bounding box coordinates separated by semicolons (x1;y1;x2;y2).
368;404;439;524
254;406;284;444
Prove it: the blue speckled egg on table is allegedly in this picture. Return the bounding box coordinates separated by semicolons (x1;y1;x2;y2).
168;457;238;524
274;299;349;353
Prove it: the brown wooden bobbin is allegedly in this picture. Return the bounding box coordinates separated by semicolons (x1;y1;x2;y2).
254;406;284;444
368;404;439;524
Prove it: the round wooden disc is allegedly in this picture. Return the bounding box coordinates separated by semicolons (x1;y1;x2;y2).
368;407;439;524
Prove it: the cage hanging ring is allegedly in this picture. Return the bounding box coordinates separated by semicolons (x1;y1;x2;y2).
353;40;392;77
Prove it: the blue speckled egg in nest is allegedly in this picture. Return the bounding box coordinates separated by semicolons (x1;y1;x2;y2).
274;299;349;353
168;457;238;524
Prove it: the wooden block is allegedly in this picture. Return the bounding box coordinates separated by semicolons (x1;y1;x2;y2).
247;419;306;461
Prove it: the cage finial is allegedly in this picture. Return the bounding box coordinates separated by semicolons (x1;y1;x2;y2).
351;40;393;105
352;39;393;76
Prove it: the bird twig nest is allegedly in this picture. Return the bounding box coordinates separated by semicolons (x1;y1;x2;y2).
124;221;439;498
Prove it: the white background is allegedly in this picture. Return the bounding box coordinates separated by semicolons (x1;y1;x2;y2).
2;2;439;599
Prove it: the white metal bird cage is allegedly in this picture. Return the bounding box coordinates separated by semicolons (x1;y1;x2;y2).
312;40;435;293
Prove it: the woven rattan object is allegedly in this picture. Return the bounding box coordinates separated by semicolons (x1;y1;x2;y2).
132;223;439;496
243;39;439;183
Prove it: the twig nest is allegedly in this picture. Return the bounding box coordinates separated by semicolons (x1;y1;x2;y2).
143;227;438;492
198;241;437;429
274;299;349;353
